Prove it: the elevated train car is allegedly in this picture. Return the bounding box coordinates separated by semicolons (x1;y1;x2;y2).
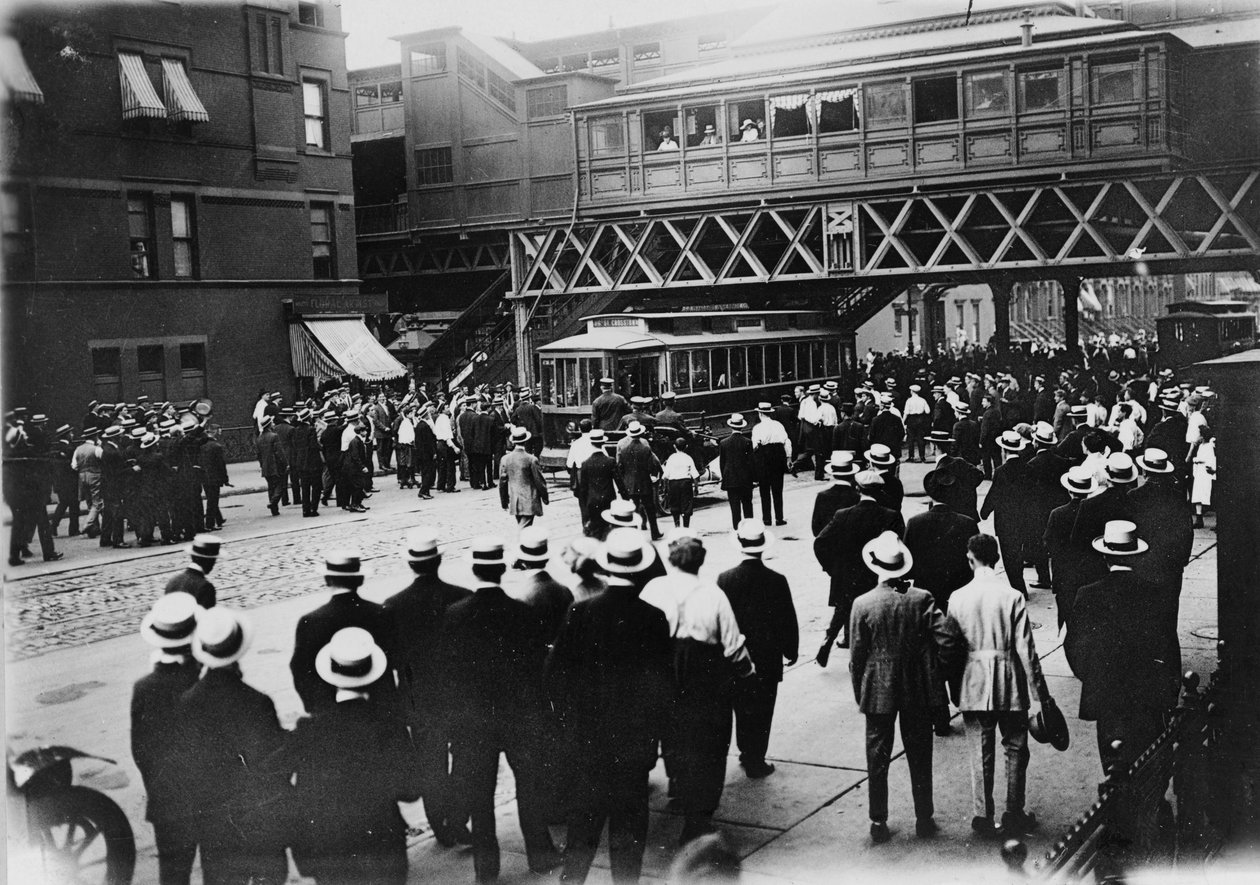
1157;300;1258;370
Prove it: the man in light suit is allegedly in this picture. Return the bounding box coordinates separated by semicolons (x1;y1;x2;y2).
500;426;549;529
944;533;1048;839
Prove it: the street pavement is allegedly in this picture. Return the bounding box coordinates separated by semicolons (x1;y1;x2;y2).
4;461;1221;884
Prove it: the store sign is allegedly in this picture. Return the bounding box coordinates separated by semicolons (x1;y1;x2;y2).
291;294;389;314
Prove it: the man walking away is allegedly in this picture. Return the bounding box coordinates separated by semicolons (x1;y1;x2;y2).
719;414;756;530
500;426;549;530
751;403;791;526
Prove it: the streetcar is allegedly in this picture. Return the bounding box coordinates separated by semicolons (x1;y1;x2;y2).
535;309;855;442
1155;300;1257;372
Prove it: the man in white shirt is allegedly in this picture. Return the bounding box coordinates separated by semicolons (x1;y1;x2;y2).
751;403;792;526
565;419;598;479
903;383;931;463
813;391;839;480
252;391;271;433
432;406;459;493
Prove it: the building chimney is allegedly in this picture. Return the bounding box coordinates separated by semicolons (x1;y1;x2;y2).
1021;11;1034;47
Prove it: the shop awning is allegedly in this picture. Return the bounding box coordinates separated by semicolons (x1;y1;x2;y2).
161;58;208;123
289;318;407;383
118;52;166;120
1216;271;1260;295
0;36;44;104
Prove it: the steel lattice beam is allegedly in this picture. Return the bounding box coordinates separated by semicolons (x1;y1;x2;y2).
359;240;510;278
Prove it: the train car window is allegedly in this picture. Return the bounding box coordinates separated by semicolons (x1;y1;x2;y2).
589;116;625;154
811;341;827;378
770;94;811;138
765;345;782;383
825;340;840;377
691;350;711;391
964;71;1009;118
727;99;766;141
1019;68;1062;112
865;81;906;127
913;76;958;124
643;110;681;151
579;357;603;406
748;346;764;386
711;348;730;388
540;359;556;405
684;104;722;147
817;89;860;133
796;343;812;380
673;352;692;393
1091;57;1139;104
730;347;747;388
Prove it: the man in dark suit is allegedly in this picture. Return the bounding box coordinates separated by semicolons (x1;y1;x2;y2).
865;444;904;513
381;530;473;848
811;452;860;537
163;533;220;608
414;405;438;500
1065;521;1180;775
256;416;283;516
1044;467;1098;630
272;409;296;506
591;377;631;432
849;531;957;843
1054;405;1091;466
979;393;1004;479
98;426;131;548
905;493;978;613
439;538;561;881
924;443;984;524
132;593;202;885
719;414;756;529
718;520;799;778
616;422;661;540
199;428;229;530
655;391;685;428
288;409;323;518
980;431;1036;596
319;412;344;508
1074;451;1137;582
510;389;545;458
514;527;575;641
545;529;672;885
458;401;483;489
1145;396;1191;477
952;404;982;466
291;550;392;716
813;469;905;665
180;607;289;885
833;401;868;458
868;397;905;456
576;430;624;538
1024;422;1070;581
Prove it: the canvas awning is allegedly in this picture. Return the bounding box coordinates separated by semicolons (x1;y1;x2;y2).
289;318;407;383
161;58;209;123
0;36;44;104
1216;271;1260;295
119;52;166;120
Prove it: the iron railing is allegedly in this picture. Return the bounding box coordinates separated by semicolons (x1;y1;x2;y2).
355;200;409;236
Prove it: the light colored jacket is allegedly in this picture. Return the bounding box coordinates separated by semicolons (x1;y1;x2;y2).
944;569;1045;712
498;447;548;516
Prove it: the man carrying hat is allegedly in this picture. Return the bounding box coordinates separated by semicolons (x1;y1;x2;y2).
545;527;672;884
944;533;1050;839
616;421;663;540
751;404;791;527
179;607;289;885
813;469;904;665
591;377;630;432
500;426;549;529
811;451;860;537
131;592;202;885
381;529;473;848
1066;521;1180;777
717;520;799;779
439;537;563;879
850;531;957;844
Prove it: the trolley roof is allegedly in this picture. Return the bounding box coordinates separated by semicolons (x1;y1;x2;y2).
537;310;837;353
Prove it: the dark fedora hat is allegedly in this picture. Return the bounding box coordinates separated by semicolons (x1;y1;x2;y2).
1028;696;1071;751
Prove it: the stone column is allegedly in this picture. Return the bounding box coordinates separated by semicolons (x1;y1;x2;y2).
1060;275;1081;357
991;277;1013;355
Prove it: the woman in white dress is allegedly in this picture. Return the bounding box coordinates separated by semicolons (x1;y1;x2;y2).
1191;428;1215;528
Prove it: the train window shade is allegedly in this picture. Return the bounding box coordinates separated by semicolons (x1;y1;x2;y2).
865;81;906;127
1091;57;1139;105
816;89;859;133
1019;67;1062;112
964;71;1009;118
589;117;625;154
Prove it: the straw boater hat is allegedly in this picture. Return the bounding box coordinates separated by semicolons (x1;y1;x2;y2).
599;528;654;575
864;444;897;469
727;413;748;430
953;403;971;417
406;529;440;563
510;425;532;445
602;498;643;529
756;402;774;415
862;531;914;580
927;430;954;446
516;526;550;564
1060;465;1099;496
996;430;1028;453
1092;520;1149;556
315;627;388;689
469;537;506;568
140;592;200;649
190;533;222;560
1031;422;1056;447
734;518;772;555
588;428;607;446
826;451;860;478
192;607;253;668
1104;452;1138;485
140;432;159;449
625;421;646;438
322;549;371;580
1069;405;1089;421
1135;448;1175;475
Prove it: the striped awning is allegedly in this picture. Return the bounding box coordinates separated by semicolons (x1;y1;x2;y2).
1216;271;1260;295
161;58;208;123
118;52;165;120
0;36;44;104
289;318;407;383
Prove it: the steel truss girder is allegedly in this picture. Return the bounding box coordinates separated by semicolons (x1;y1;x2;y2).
509;169;1260;295
359;240;509;277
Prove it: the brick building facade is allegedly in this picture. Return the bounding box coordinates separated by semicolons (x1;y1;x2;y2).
1;0;391;429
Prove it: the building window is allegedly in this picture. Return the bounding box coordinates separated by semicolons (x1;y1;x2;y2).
913;76;958;124
297;2;323;27
127;194;155;279
1092;57;1139;104
527;85;568;120
589;48;619;68
964;70;1009;117
589;117;624;154
179;342;207;398
457;48;486;90
1;186;33;280
92;347;123;402
1019;67;1063;112
379;80;402;103
971;300;981;343
698;33;726;52
561;53;588;73
310;203;335;279
415;147;453;185
632;43;661;64
410;44;446;75
137;344;167;400
254;12;285;75
486;68;516;111
865;81;906;127
171;195;196;279
956;303;966;338
303;79;328;149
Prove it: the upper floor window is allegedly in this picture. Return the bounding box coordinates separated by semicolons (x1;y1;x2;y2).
486;69;516;112
410;44;447;75
698;33;726;52
297;2;323;27
457;48;486;90
1019;67;1063;112
865;81;906;127
310;203;335;279
964;70;1009;118
416;147;454;185
913;76;958;124
253;11;285;75
303;79;328;149
632;43;661;65
171;195;197;279
589;48;619;69
1092;57;1139;105
527;85;568;120
589;117;625;154
127;194;155;279
726;100;765;141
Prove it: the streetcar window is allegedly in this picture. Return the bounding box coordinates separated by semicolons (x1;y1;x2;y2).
541;359;557;405
765;345;781;383
673;352;692;393
578;357;603;406
796;343;812;380
616;355;660;400
711;348;729;389
691;350;711;391
825;340;840;377
748;346;764;386
730;347;747;388
811;341;826;378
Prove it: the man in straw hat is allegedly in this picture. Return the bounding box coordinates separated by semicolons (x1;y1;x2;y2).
849;531;957;844
256;415;284;517
1128;447;1194;630
905;477;978;616
438;536;563;879
515;526;574;640
719;413;756;530
616;421;662;540
576;429;624;538
811;451;860;537
1065;521;1180;775
717;519;798;779
752;402;792;527
381;529;473;848
981;430;1038;596
813;468;904;666
179;607;288;885
131;592;202;885
943;533;1050;839
500;425;549;529
278;627;422;885
545;527;672;884
163;533;222;608
291;550;391;715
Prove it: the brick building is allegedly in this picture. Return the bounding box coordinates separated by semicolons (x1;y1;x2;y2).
2;0;403;430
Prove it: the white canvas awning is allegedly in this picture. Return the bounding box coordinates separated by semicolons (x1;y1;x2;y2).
290;318;407;383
